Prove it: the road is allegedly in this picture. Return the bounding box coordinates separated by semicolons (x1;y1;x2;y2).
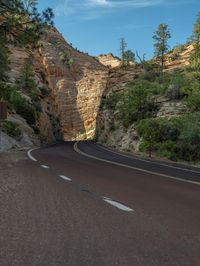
1;141;200;266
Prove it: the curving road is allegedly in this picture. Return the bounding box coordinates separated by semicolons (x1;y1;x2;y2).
1;141;200;266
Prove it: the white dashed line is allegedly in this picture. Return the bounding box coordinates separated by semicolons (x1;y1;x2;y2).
59;175;72;182
103;197;134;212
27;149;38;162
41;165;49;169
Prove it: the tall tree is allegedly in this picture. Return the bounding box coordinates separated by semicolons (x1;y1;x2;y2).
124;50;135;66
0;0;54;83
190;12;200;70
0;0;54;46
119;38;127;67
153;23;171;73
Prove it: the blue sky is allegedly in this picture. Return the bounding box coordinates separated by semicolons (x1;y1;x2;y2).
38;0;200;59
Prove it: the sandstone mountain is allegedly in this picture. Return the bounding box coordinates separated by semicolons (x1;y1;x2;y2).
3;27;109;151
2;27;195;152
96;44;194;154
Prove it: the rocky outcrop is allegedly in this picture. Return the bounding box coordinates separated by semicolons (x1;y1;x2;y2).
5;27;109;147
165;44;194;71
8;46;60;144
40;28;108;140
0;114;39;152
97;53;121;68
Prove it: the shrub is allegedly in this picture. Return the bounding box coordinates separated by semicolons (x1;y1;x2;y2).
102;93;121;110
9;90;37;126
117;81;158;127
166;84;184;100
137;113;200;162
1;121;22;139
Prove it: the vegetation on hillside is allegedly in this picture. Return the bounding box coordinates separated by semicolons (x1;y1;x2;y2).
101;12;200;162
0;0;54;130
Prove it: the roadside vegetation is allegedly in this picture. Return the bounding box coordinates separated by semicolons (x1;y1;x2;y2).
101;12;200;162
0;0;54;130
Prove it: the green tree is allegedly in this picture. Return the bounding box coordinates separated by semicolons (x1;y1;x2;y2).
190;12;200;70
0;0;54;85
0;0;54;46
0;36;9;82
153;24;171;73
123;50;135;66
119;38;127;67
16;56;38;100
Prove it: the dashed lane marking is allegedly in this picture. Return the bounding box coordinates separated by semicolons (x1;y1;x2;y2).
74;142;200;186
59;175;72;181
41;165;49;169
103;197;134;212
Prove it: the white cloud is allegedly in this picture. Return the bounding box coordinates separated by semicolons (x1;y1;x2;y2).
87;0;164;8
88;0;108;6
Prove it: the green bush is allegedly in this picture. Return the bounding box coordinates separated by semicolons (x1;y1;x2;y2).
0;84;13;101
9;90;37;126
102;93;121;110
137;113;200;162
16;57;39;101
117;81;158;127
1;121;22;139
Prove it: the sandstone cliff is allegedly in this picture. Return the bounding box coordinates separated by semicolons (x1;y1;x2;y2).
39;28;108;140
3;27;109;150
97;53;121;68
96;45;193;154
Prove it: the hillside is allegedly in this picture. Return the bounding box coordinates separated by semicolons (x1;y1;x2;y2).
1;27;109;150
1;24;199;163
96;43;200;163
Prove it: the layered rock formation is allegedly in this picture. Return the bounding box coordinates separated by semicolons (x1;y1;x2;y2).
97;53;121;68
165;44;194;70
4;27;195;152
39;28;108;140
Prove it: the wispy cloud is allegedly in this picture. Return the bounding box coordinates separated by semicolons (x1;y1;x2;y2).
55;0;163;18
55;0;188;19
87;0;163;8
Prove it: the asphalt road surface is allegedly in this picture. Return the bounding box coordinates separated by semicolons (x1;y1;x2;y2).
1;141;200;266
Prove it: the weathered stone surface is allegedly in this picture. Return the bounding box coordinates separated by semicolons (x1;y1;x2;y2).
97;53;121;68
40;28;108;140
165;44;194;71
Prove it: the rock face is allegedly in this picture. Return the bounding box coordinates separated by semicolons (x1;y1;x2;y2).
96;50;191;153
5;27;109;148
4;27;194;152
40;28;108;140
165;44;194;71
0;114;39;152
96;65;142;152
97;53;121;68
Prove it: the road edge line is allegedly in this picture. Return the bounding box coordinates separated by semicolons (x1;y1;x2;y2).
95;143;200;174
27;148;38;162
74;142;200;186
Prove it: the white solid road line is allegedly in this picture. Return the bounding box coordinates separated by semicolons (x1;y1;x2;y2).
27;149;38;162
96;143;200;175
59;175;72;181
103;197;134;212
74;142;200;186
41;165;49;169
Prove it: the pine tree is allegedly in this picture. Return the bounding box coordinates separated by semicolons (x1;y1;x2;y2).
0;0;54;83
190;12;200;70
124;50;135;66
153;24;171;73
0;0;54;46
119;38;127;67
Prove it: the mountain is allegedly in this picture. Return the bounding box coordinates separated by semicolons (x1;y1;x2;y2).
2;27;196;162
